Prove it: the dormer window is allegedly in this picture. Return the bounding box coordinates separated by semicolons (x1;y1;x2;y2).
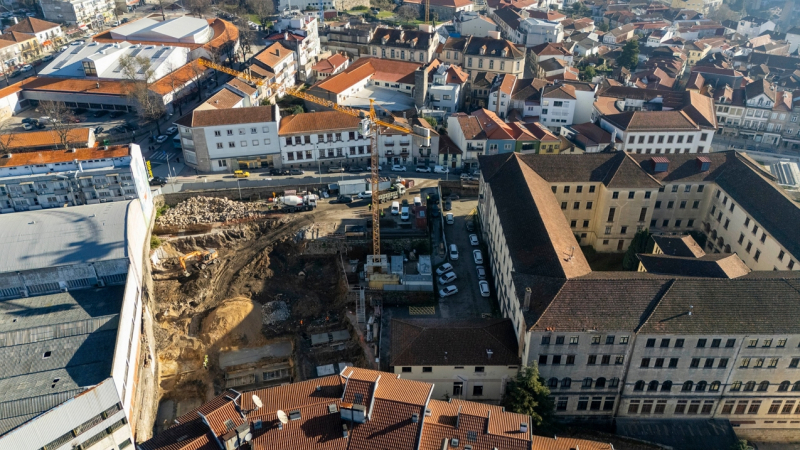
381;35;388;45
502;48;508;57
480;45;486;55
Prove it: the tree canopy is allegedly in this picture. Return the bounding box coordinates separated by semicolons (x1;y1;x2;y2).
623;228;651;271
501;364;554;430
618;39;640;71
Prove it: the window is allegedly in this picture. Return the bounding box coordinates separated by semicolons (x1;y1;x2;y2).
744;381;756;391
607;208;616;222
402;367;412;372
769;358;779;368
790;358;799;368
682;381;693;392
696;381;707;392
561;202;567;210
576;186;583;193
216;142;223;149
615;356;625;364
731;381;742;391
748;401;761;414
562;377;571;388
577;397;589;411
541;336;551;345
612;191;619;199
583;220;589;228
557;397;568;411
719;358;728;368
214;130;221;137
641;358;650;368
675;339;684;348
748;339;758;347
628;191;635;199
475;367;484;373
628;401;640;414
589;186;596;193
639;207;648;222
601;355;611;365
660;339;670;348
556;336;565;345
754;250;761;261
669;358;679;368
648;381;659;391
566;355;575;364
588;355;597;365
539;355;548;365
661;381;672;392
552;355;561;365
697;339;707;348
569;336;579;345
573;202;580;210
563;186;570;193
634;380;645;391
779;381;791;392
473;385;483;396
779;250;786;261
741;358;751;368
711;339;721;348
738;233;745;245
655;358;664;368
227;130;234;136
704;358;714;368
586;201;593;209
582;377;593;388
691;358;700;368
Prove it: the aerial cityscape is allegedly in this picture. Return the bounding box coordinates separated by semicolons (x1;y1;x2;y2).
0;0;799;448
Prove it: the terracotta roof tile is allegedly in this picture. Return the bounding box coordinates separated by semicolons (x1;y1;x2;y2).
312;53;348;73
374;374;431;406
279;111;361;135
149;60;207;96
314;62;374;94
189;105;275;127
5;17;60;34
206;18;239;51
203;87;244;109
0;31;35;42
203;402;245;436
531;435;614;450
21;76;127;95
0;145;128;167
254;42;294;69
0;127;92;152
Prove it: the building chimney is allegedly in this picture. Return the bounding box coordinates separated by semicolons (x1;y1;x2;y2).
285;31;289;40
523;287;532;311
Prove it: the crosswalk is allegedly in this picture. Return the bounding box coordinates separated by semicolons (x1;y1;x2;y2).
148;150;176;162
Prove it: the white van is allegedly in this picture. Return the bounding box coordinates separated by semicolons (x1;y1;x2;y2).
391;201;400;215
400;206;410;221
414;196;422;207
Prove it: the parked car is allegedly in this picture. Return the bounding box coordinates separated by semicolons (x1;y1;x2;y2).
449;244;459;260
439;285;458;298
121;17;129;23
234;170;250;178
149;176;167;186
41;54;54;62
434;165;449;173
166;126;177;135
93;109;109;118
72;107;87;115
469;234;479;246
436;263;453;276
465;221;475;232
71;40;84;46
444;199;452;211
400;206;410;221
124;122;139;130
289;168;304;175
334;195;353;204
94;126;104;134
39;116;51;123
358;191;372;199
369;164;383;171
476;265;486;280
58;45;68;52
156;135;168;143
460;173;471;180
478;280;490;297
8;69;20;78
445;213;454;224
438;271;457;285
21;117;34;124
415;166;431;173
35;122;45;129
430;204;441;218
20;64;33;72
391;164;407;172
348;165;364;173
270;168;290;176
328;166;345;173
110;20;120;26
473;249;483;264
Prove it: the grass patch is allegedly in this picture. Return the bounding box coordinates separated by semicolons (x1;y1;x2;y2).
376;10;394;18
580;246;625;272
150;235;162;250
155;204;170;220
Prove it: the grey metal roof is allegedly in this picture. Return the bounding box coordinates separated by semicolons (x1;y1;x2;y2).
0;201;130;273
0;286;124;334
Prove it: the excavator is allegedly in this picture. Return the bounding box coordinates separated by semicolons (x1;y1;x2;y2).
179;249;219;276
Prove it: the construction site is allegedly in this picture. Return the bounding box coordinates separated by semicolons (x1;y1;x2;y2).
148;182;452;431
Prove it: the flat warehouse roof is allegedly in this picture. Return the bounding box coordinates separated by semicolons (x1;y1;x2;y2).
0;201;130;273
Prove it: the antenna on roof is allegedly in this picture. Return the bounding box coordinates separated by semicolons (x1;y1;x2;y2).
277;410;289;425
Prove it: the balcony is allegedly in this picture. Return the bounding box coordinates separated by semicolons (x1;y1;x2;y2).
384;142;394;147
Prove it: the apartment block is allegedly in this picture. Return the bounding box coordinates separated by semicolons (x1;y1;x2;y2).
438;35;526;82
367;27;438;64
476;151;800;433
175;105;281;172
0;144;148;212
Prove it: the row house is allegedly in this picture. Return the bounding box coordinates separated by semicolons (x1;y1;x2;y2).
279;111;373;169
493;7;564;47
437;35;526;82
376;116;437;167
540;80;596;130
487;74;548;119
4;17;64;52
367;26;438;64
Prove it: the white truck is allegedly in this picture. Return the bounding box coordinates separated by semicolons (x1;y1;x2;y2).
276;194;318;212
377;183;407;203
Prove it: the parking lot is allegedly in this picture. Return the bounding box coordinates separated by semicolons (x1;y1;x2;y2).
435;196;496;319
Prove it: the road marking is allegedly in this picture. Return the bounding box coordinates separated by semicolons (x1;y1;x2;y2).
409;306;435;315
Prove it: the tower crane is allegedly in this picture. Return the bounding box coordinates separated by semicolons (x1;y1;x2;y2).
196;58;430;256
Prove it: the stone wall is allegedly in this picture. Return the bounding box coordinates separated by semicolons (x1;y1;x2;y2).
162;183;329;207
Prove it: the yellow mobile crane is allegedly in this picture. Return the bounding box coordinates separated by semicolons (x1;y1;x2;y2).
196;58;429;256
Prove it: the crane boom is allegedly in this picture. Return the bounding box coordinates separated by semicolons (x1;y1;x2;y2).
198;60;427;256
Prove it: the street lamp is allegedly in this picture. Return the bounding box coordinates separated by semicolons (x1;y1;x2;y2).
236;178;242;200
315;142;321;183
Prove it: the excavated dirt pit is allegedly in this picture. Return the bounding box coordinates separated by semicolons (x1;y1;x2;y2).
151;215;363;413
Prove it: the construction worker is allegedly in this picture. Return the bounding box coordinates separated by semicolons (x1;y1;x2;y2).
203;355;208;370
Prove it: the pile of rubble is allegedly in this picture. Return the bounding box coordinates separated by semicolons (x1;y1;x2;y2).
157;197;266;226
262;300;290;325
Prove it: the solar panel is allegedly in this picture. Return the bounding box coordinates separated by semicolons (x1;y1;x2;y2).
152;48;168;59
112;64;124;73
128;48;142;57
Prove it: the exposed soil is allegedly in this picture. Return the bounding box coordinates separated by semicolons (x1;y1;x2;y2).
151;206;364;409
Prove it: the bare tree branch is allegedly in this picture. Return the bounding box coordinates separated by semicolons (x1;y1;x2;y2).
184;0;212;18
0;120;17;155
39;101;76;150
119;55;167;134
247;0;274;28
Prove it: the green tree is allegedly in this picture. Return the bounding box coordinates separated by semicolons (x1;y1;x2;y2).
580;65;596;81
501;364;554;430
730;440;750;450
597;21;609;32
618;39;640;70
622;228;651;271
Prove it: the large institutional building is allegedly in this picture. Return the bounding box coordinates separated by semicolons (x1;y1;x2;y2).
478;150;800;434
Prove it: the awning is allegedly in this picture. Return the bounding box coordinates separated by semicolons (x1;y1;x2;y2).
42;40;52;46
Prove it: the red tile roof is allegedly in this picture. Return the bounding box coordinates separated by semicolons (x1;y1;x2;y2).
312;53;349;74
5;17;60;34
315;57;422;95
142;368;618;450
20;76;128;95
254;42;294;69
0;145;128;168
279;111;362;134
